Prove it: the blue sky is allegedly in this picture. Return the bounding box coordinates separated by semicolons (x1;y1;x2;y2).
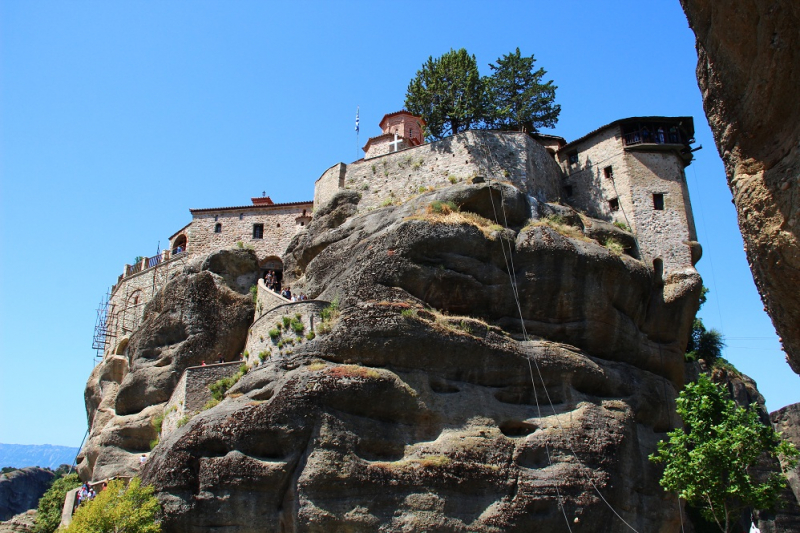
1;1;795;447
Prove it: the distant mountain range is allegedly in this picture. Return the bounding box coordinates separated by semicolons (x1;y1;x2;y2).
0;444;79;470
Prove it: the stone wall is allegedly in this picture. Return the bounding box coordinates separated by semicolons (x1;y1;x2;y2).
244;300;328;367
558;126;698;276
161;362;243;438
322;131;562;214
313;163;346;211
186;204;312;262
626;150;698;274
103;252;190;358
254;278;289;320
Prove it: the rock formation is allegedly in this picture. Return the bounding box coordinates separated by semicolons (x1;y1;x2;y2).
77;249;258;482
111;185;704;532
0;510;37;533
680;0;800;371
0;468;53;521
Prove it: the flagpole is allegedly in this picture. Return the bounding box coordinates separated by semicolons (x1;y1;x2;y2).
355;106;360;160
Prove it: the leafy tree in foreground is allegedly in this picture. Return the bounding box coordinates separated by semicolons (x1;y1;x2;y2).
650;374;798;532
65;477;161;533
33;472;81;533
405;48;485;140
485;47;560;133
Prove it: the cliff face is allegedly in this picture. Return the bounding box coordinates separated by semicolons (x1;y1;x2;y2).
77;249;258;482
123;184;703;532
680;0;800;371
0;468;54;521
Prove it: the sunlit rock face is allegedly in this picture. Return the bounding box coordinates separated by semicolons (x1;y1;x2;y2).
77;249;257;482
681;0;800;371
139;186;700;532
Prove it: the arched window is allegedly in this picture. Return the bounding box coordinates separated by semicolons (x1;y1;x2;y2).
214;223;222;233
172;234;187;254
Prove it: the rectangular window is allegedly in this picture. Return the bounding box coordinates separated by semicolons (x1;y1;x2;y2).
609;198;620;212
604;166;613;180
564;185;573;198
653;193;664;210
567;151;579;165
253;223;264;239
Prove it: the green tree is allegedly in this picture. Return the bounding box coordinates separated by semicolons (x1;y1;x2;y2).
686;287;725;363
405;48;485;140
65;477;161;533
650;374;798;532
33;472;81;533
484;47;560;132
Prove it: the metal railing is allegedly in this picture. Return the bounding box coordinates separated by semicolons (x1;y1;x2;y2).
622;127;684;147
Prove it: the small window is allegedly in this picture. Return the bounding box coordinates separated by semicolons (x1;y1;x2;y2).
214;223;222;233
604;166;613;180
253;223;264;239
300;222;305;226
276;223;280;228
568;151;579;165
214;215;219;222
564;185;573;198
239;213;244;220
653;193;664;210
609;198;620;212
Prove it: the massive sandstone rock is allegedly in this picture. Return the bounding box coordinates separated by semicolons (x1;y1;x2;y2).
138;186;702;532
77;249;258;482
680;0;800;371
0;468;53;521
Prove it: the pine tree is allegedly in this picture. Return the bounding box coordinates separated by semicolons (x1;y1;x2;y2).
405;48;485;140
485;48;560;133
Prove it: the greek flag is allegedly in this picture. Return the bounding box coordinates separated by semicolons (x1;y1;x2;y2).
355;107;360;133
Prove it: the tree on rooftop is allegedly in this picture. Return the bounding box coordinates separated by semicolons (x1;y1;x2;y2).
405;48;485;140
484;47;560;133
650;373;798;532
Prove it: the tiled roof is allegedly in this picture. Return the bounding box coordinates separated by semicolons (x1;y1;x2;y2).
189;200;313;214
379;110;426;129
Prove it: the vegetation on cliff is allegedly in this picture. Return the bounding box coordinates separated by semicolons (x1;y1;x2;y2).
651;374;798;532
32;473;80;533
64;478;160;533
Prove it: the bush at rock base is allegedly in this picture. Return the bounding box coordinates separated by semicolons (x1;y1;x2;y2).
64;478;160;533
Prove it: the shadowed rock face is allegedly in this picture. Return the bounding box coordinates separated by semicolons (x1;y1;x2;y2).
0;468;54;521
680;0;800;371
139;186;701;532
77;249;258;482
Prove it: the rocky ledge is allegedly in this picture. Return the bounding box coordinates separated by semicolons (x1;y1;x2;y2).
76;183;704;532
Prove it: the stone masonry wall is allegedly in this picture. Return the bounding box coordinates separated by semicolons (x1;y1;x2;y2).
314;164;346;211
315;131;562;214
625;151;698;274
161;362;242;438
103;253;190;358
186;204;313;263
558;126;633;226
255;278;290;320
244;300;328;368
558;127;698;276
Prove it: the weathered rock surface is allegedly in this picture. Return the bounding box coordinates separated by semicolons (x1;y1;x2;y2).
138;185;702;532
680;0;800;370
0;510;36;533
0;468;53;521
77;249;258;482
757;403;800;532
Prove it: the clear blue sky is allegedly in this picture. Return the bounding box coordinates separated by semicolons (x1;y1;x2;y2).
1;1;795;447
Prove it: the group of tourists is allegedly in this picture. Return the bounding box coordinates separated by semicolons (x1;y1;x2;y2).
76;482;99;506
263;270;281;292
263;270;308;301
279;286;308;302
